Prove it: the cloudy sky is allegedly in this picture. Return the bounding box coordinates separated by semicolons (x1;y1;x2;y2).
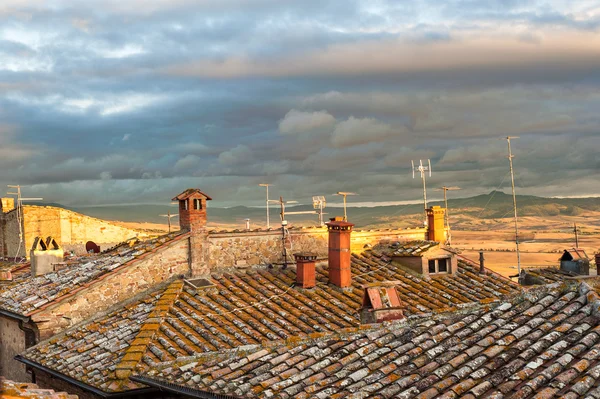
1;0;600;207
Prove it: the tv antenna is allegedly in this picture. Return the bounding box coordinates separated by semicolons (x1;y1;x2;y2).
573;223;580;248
7;185;43;261
333;192;356;221
312;196;327;226
258;183;273;229
504;136;521;274
159;210;178;233
412;159;432;226
272;196;316;267
435;186;460;245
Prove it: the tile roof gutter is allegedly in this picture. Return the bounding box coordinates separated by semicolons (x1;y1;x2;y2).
131;375;241;399
0;307;29;322
14;355;158;398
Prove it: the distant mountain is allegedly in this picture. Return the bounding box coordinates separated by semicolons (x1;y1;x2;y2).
30;191;600;229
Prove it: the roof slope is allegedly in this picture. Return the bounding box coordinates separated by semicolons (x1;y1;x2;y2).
21;283;174;392
521;267;591;285
0;378;78;398
137;251;518;367
21;249;518;393
139;282;600;399
0;231;187;315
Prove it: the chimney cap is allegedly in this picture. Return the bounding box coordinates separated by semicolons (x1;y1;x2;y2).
172;188;213;201
326;218;354;228
294;252;318;261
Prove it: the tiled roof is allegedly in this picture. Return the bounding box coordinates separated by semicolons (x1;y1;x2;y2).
385;240;440;257
520;267;599;286
0;231;188;315
0;377;78;398
137;282;600;399
522;267;580;285
21;283;169;392
21;249;519;393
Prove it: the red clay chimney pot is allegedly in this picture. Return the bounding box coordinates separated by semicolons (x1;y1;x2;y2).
326;218;354;288
294;252;317;289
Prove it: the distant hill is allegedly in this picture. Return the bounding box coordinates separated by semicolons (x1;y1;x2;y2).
28;191;600;229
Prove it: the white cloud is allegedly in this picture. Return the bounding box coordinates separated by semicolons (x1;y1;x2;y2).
331;116;398;148
218;144;252;166
278;109;335;135
174;154;201;170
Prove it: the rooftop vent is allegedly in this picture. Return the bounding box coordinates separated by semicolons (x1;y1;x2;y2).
360;281;405;324
184;278;216;294
560;248;590;275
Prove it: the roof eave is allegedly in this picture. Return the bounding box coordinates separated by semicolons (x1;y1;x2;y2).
15;355;158;398
0;307;29;322
131;375;240;399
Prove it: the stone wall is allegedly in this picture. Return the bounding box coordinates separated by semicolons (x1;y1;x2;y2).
0;315;28;381
34;370;177;399
34;371;98;399
1;209;25;258
30;238;190;339
206;227;427;269
1;206;149;258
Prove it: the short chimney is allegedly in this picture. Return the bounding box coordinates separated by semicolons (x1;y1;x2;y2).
172;188;212;232
294;253;317;289
479;250;485;274
326;217;354;288
1;197;15;213
30;236;64;276
427;206;445;242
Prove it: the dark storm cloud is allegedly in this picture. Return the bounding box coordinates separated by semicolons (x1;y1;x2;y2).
1;0;599;207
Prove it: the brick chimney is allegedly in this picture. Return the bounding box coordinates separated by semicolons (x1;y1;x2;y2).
294;253;317;289
427;206;445;242
172;189;212;232
326;217;354;288
172;189;212;276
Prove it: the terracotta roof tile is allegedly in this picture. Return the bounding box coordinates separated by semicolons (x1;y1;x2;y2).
134;282;600;399
21;247;519;394
0;231;187;315
0;378;78;398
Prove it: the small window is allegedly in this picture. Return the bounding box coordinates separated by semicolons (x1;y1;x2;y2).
428;259;436;273
183;200;189;211
438;258;448;273
193;198;202;210
427;258;450;275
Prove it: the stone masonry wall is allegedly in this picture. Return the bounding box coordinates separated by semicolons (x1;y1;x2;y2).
0;206;150;258
1;209;26;258
207;227;427;269
30;238;190;340
0;315;28;381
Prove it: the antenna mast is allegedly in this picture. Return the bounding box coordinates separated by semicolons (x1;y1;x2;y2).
312;196;327;226
505;136;521;274
334;192;356;221
259;184;272;229
271;196;316;267
7;185;43;261
574;223;580;248
411;159;432;226
159;210;178;233
436;186;460;245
